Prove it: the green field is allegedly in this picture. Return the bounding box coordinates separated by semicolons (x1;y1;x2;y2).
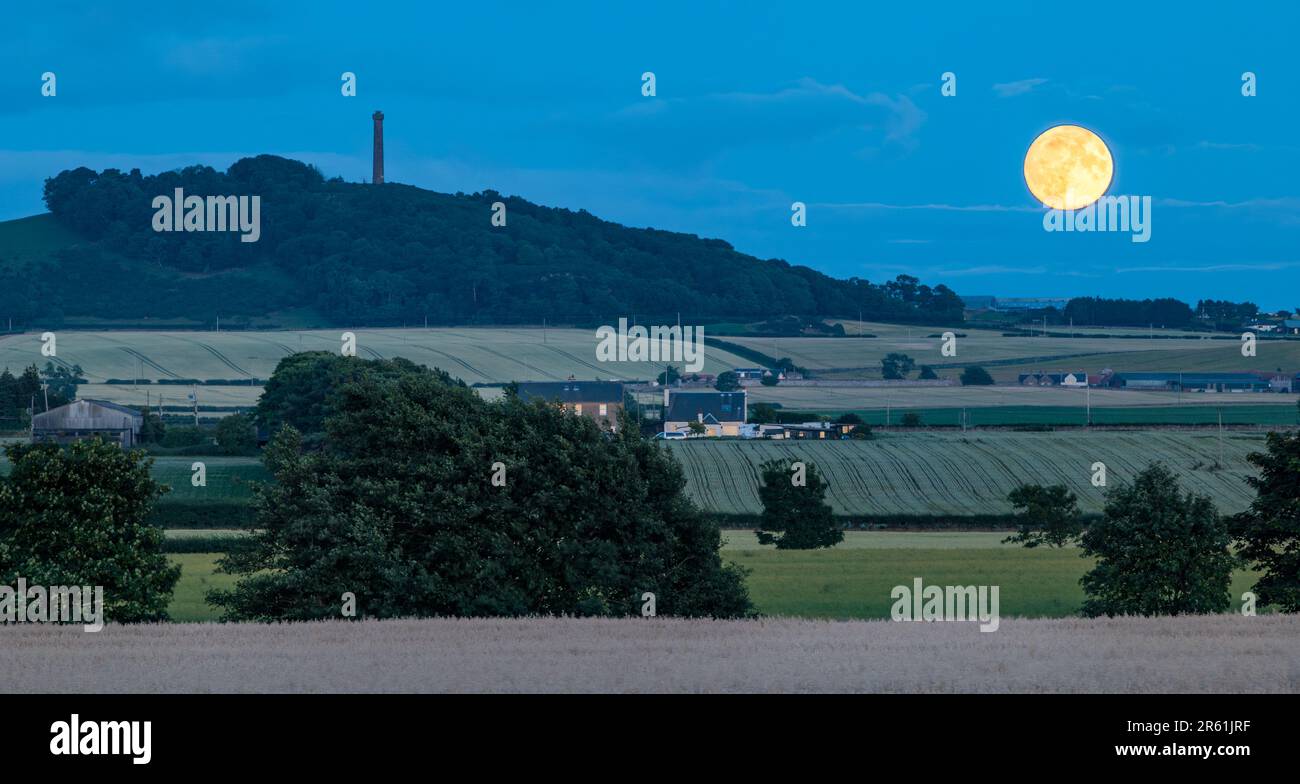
167;553;239;622
165;532;1263;622
668;431;1264;516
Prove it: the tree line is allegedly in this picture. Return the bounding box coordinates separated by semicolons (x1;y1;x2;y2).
31;157;965;328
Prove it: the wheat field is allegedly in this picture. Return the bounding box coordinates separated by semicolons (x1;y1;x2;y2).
1;615;1295;693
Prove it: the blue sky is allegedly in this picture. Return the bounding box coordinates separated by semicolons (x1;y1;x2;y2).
2;1;1298;308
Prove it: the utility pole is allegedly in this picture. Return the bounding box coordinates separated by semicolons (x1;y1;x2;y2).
191;386;199;427
1085;384;1091;426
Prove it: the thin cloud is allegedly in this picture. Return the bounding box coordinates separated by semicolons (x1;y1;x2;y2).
992;78;1048;97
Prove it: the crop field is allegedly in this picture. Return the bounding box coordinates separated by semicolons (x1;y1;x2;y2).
733;321;1300;381
0;327;754;391
668;431;1265;516
747;383;1298;411
4;613;1294;693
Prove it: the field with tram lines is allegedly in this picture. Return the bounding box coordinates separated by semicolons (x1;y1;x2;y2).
667;430;1265;516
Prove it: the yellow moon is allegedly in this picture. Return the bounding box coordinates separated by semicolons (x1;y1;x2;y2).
1023;125;1113;210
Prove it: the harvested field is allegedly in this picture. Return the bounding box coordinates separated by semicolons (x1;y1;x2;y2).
2;615;1296;693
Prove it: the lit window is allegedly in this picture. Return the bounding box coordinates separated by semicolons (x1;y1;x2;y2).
599;404;608;416
575;404;583;415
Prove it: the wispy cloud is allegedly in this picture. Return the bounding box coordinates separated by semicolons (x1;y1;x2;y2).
812;201;1037;212
992;78;1048;97
1115;261;1300;274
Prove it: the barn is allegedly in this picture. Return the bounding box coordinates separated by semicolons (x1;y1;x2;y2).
31;399;144;448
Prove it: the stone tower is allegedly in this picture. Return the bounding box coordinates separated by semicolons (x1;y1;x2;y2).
372;111;384;184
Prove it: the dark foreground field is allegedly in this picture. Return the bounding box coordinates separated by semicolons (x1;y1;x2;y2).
3;615;1295;693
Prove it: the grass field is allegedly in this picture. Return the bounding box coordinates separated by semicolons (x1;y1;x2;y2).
723;531;1259;620
668;431;1264;516
164;532;1264;623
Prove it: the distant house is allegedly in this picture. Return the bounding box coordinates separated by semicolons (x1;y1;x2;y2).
515;381;625;431
31;399;143;447
732;368;766;380
663;390;747;437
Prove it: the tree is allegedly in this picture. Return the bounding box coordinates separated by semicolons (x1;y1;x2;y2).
138;406;166;444
1003;484;1082;548
256;351;456;436
754;458;843;550
209;363;752;620
960;366;994;386
901;412;922;427
835;412;864;425
918;365;938;380
881;353;915;380
759;373;779;387
687;420;706;436
749;402;779;423
0;439;180;622
41;362;83;404
714;371;740;392
1079;463;1235;617
848;424;872;440
657;365;681;385
215;412;258;455
1232;431;1300;611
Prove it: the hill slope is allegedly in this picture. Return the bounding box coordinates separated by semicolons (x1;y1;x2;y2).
1;156;963;328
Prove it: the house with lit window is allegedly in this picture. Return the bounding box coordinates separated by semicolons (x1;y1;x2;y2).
515;381;625;431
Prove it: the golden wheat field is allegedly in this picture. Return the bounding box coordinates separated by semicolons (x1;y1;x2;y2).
2;615;1295;693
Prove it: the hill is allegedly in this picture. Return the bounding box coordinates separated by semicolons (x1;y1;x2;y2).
0;156;964;329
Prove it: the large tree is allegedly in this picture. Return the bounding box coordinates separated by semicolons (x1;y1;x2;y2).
0;439;180;622
1232;431;1300;611
1079;463;1235;617
212;361;752;620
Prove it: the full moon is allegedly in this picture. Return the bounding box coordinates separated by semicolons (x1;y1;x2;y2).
1023;125;1113;211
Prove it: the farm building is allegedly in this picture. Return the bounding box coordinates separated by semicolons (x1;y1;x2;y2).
732;368;766;380
1284;319;1300;335
1017;371;1087;387
663;390;747;437
515;381;624;431
1110;372;1273;392
31;399;143;447
783;423;854;440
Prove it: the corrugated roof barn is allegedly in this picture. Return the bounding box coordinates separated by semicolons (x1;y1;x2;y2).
31;399;143;448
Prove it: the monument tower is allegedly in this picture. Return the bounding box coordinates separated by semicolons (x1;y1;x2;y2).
372;110;384;184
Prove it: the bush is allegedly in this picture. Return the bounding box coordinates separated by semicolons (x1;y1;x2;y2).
960;366;995;386
215;412;258;455
162;426;207;448
901;412;922;427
